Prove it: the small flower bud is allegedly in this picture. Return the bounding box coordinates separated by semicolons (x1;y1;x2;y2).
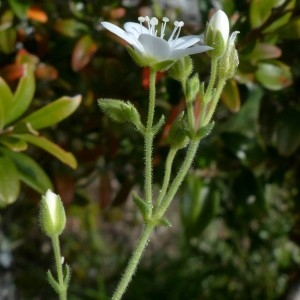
205;10;230;58
40;190;66;237
186;74;200;103
167;112;189;149
218;31;239;79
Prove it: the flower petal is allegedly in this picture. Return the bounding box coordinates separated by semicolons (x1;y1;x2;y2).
102;21;143;50
124;22;149;38
170;45;213;59
170;35;202;49
101;22;135;44
138;34;171;61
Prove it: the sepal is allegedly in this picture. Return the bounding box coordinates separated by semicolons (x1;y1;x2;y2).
196;122;214;139
167;112;190;149
186;74;200;103
168;56;193;81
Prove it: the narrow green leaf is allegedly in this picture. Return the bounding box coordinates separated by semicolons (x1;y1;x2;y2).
2;149;53;193
5;65;35;125
21;95;82;130
0;136;28;151
14;134;77;169
0;155;20;207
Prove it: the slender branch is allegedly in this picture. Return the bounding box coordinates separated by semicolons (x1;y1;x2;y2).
204;57;219;103
144;69;157;212
154;148;178;209
154;138;199;219
111;224;155;300
204;79;226;126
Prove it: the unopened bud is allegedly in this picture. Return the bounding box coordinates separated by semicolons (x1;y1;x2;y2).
40;190;66;237
205;10;230;58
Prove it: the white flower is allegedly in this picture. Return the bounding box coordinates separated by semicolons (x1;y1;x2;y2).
101;16;212;69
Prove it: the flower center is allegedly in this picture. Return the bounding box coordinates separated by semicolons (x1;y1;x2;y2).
138;16;184;42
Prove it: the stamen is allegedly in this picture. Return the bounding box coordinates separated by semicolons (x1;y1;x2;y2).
150;17;158;36
144;16;150;30
168;20;180;42
160;17;169;38
138;16;145;34
175;21;184;39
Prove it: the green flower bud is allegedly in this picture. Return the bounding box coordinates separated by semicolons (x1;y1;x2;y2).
205;10;230;58
98;99;141;125
218;32;239;79
40;190;66;237
186;74;200;103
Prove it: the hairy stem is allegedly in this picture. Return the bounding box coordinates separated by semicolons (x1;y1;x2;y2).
52;235;67;300
154;138;199;218
144;69;156;212
111;224;155;300
154;148;178;209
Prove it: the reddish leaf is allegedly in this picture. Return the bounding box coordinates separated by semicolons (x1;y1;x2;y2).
0;64;24;81
27;5;48;23
15;49;39;66
71;35;98;71
35;63;58;81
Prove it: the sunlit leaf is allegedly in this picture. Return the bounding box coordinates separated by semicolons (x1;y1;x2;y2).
0;155;20;207
221;79;240;113
14;134;77;169
71;35;98;71
5;65;35;125
255;61;293;91
21;95;81;130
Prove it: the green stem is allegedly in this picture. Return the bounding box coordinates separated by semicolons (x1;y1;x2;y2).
181;78;196;131
52;235;67;300
204;79;226;126
144;69;156;212
111;224;155;300
199;58;219;128
154;148;178;209
205;57;219;103
154;138;199;218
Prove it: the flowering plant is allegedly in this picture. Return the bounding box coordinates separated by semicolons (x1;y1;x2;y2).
39;9;239;300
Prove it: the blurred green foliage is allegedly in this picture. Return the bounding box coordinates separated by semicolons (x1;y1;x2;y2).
0;0;300;299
